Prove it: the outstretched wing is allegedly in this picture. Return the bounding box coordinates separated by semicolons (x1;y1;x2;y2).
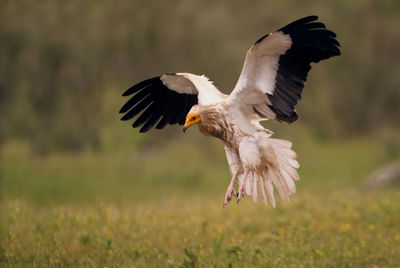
120;73;224;132
228;15;341;123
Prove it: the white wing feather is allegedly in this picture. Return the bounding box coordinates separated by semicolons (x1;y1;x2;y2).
160;73;226;105
227;32;292;118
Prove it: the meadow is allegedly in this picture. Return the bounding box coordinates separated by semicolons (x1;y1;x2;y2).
1;1;400;267
1;130;400;267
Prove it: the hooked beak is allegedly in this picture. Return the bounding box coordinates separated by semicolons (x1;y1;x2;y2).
183;113;200;133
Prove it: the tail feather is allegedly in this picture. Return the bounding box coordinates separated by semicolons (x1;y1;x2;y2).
281;154;300;169
252;173;258;202
250;136;299;206
245;173;252;195
281;169;296;194
268;168;290;202
259;177;268;205
263;175;276;208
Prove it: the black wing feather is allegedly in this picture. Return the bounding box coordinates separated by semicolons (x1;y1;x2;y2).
178;94;197;124
132;102;158;128
122;77;160;96
162;93;184;125
140;103;166;132
120;94;153;121
120;76;198;132
154;100;180;128
119;85;152;113
266;15;341;122
155;94;176;129
170;95;189;124
140;91;170;132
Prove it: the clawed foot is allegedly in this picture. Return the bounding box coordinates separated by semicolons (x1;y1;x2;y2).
223;171;249;207
223;185;237;207
223;173;239;207
222;183;245;206
236;170;249;204
237;182;246;203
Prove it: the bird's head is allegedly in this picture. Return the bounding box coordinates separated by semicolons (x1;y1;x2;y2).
183;113;200;133
183;106;201;133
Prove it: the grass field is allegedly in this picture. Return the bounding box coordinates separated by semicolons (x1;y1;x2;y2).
2;1;400;267
1;134;400;267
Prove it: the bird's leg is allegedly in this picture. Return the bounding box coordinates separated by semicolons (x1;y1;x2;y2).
223;173;238;207
237;170;250;203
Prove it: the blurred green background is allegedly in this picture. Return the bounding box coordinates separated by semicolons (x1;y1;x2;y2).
1;0;400;153
1;0;400;267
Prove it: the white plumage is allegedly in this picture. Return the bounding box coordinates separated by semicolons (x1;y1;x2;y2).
120;16;340;207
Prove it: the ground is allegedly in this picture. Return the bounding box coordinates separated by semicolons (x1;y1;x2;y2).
1;136;400;267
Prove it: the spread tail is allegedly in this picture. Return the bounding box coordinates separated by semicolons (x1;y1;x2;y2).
244;137;300;207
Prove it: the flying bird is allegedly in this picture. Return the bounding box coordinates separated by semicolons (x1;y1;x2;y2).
120;16;341;207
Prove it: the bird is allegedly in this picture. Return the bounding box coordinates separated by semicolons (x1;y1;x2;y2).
119;15;341;207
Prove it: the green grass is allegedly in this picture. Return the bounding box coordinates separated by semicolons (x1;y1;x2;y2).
1;135;400;267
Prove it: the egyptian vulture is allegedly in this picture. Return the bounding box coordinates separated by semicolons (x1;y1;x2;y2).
120;16;341;207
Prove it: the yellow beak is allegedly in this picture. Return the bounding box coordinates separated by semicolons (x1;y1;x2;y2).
183;113;200;133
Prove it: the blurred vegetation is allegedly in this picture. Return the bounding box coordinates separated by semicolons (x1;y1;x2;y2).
2;191;399;267
1;1;400;266
1;137;400;266
0;0;399;153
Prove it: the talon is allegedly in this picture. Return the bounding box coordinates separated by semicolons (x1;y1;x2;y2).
235;170;249;204
223;173;239;208
237;191;242;203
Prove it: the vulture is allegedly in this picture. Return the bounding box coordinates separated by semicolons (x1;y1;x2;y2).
120;16;341;207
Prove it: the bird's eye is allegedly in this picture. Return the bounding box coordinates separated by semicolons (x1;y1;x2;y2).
190;117;196;121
